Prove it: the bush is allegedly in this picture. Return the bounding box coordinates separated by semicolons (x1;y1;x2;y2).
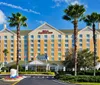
55;75;100;83
19;72;55;76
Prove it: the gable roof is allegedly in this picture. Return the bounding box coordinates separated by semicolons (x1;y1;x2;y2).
0;28;16;35
28;22;65;35
12;30;32;35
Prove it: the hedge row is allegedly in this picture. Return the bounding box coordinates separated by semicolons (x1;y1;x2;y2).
19;72;55;75
58;70;100;75
55;75;100;82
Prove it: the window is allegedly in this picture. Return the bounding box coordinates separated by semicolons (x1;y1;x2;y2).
11;58;13;61
38;35;41;38
11;40;14;43
65;44;68;47
79;39;82;42
51;48;54;51
72;40;74;43
24;36;27;39
79;48;82;51
51;35;54;38
4;40;7;43
44;48;47;51
87;43;90;47
11;53;14;56
87;39;90;42
4;36;7;39
52;57;54;60
79;44;82;47
11;49;13;52
31;40;34;42
72;35;74;38
58;39;61;42
4;44;7;47
58;44;61;47
31;53;34;56
58;57;61;61
44;44;47;47
31;35;34;38
31;58;34;60
58;35;61;38
38;49;40;51
51;44;54;47
58;53;61;56
51;40;54;42
66;35;68;38
51;53;54;56
44;40;47;42
31;49;34;52
79;34;82;38
38;44;40;47
31;44;34;47
58;48;61;51
38;40;40;42
72;44;74;47
11;36;14;39
19;49;21;52
86;34;90;38
11;44;13;47
65;40;68;42
44;35;47;38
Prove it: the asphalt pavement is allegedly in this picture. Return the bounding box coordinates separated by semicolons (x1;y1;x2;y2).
16;76;77;85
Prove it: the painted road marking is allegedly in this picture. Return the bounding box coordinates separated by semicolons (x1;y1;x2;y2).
53;80;67;85
12;80;20;85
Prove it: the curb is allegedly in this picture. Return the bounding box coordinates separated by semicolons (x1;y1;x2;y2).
12;80;21;85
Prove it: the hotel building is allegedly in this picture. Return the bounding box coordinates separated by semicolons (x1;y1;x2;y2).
0;23;100;63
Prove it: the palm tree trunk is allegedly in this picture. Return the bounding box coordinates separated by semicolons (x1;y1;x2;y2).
73;20;78;76
16;24;20;76
93;23;96;76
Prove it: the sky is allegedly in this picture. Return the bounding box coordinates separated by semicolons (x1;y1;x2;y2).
0;0;100;30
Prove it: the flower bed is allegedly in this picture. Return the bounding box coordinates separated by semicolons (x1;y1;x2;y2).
3;76;23;82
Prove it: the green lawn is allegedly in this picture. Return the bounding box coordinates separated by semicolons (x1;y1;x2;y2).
76;82;100;85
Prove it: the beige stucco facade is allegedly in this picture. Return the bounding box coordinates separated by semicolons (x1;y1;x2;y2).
0;23;100;63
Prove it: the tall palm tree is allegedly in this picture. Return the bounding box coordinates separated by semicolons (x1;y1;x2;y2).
63;4;85;76
3;49;9;65
81;12;99;76
8;13;27;73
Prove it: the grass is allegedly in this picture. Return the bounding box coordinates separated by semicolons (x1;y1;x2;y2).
76;82;100;85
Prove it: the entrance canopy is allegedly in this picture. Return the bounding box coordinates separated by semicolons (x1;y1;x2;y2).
28;60;46;66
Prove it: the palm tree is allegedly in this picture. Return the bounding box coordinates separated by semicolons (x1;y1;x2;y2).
63;4;85;76
81;12;99;76
3;49;9;66
8;13;27;73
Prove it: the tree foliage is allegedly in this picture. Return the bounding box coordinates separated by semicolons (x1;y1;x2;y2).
3;49;9;56
64;49;98;71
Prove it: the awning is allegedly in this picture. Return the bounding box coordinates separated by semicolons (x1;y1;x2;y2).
28;60;46;66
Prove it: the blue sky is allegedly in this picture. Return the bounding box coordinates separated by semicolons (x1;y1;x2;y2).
0;0;100;30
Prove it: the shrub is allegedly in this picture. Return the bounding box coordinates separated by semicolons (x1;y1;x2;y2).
55;75;100;83
19;72;55;76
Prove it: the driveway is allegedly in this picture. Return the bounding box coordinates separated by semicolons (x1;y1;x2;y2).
16;76;77;85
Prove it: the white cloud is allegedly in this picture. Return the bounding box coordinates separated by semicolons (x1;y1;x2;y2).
52;0;88;8
36;20;46;24
0;10;6;24
0;2;40;15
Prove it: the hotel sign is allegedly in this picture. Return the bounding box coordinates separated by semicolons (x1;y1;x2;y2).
38;30;53;34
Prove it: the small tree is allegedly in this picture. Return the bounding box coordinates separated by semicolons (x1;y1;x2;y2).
64;49;97;71
3;49;9;72
3;49;9;65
